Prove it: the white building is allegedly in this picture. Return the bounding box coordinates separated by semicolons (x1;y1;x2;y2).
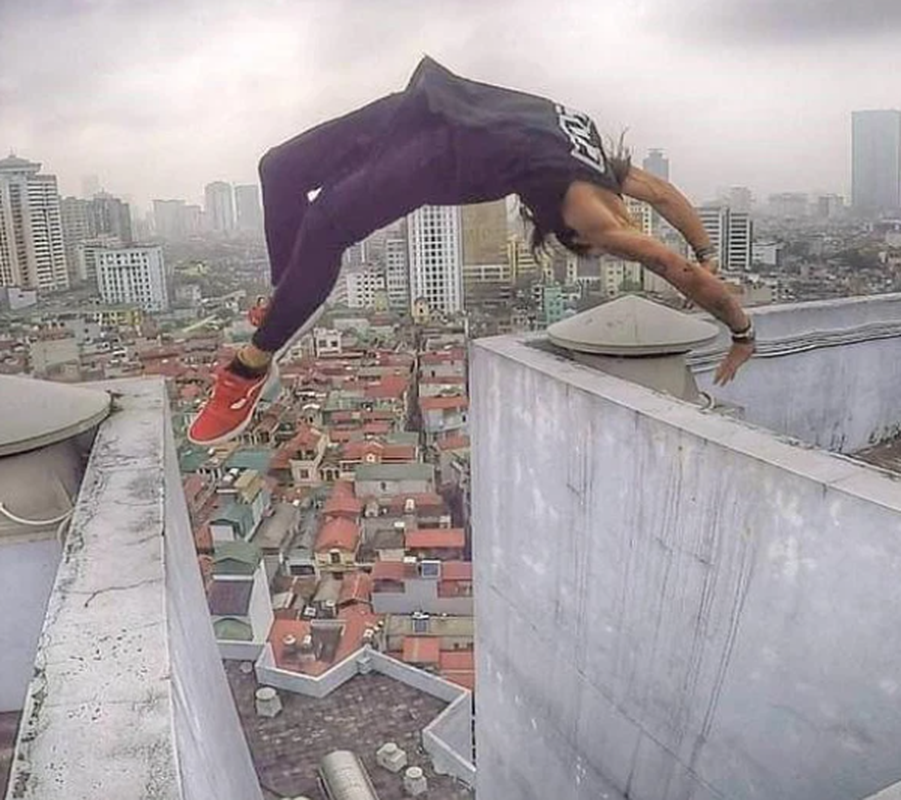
600;257;644;298
697;205;730;266
345;266;386;309
695;205;753;271
234;184;262;232
74;235;121;284
385;235;409;311
205;181;236;233
97;246;169;312
727;211;753;271
408;205;463;315
0;155;69;292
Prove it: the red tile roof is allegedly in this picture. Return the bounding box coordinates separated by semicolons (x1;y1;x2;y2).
194;522;213;553
337;571;372;605
362;421;391;435
268;606;380;676
405;528;465;550
322;481;362;517
420;349;466;365
365;374;409;400
341;440;416;463
384;493;446;513
439;649;475;690
362;410;395;422
371;561;406;582
420;396;469;412
441;561;473;582
182;474;206;505
436;435;470;452
314;517;361;553
403;636;441;665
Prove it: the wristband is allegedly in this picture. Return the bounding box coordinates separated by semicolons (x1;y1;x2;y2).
731;320;755;343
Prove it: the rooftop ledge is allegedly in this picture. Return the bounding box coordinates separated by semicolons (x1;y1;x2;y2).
6;378;262;800
469;293;901;800
472;346;900;517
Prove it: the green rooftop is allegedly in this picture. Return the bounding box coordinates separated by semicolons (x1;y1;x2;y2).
213;540;262;574
355;462;434;482
213;617;254;641
178;444;209;474
224;447;271;474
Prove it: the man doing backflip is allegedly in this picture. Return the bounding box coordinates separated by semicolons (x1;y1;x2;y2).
188;56;755;446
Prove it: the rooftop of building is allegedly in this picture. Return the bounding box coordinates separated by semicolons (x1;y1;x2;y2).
226;665;472;800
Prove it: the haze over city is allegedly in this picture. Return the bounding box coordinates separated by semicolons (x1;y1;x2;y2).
2;0;901;210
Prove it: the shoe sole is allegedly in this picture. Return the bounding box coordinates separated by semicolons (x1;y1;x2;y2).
187;362;281;448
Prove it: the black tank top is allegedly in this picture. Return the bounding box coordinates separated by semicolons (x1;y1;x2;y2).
402;56;625;241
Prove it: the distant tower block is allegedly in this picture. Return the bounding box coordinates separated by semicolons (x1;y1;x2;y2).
377;741;408;773
255;686;283;718
403;765;428;796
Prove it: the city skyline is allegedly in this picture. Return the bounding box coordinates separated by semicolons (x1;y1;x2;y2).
2;0;901;210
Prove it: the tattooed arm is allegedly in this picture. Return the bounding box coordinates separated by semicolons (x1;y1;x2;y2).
562;182;754;384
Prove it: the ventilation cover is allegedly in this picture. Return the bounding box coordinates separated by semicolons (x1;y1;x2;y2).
0;376;111;542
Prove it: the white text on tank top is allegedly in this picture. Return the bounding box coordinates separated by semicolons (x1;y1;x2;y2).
555;104;606;174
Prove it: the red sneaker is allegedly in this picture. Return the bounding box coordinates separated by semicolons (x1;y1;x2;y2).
187;362;279;446
248;296;269;327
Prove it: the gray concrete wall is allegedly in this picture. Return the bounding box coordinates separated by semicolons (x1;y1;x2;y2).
255;643;360;699
423;694;475;787
5;379;263;800
371;580;474;616
0;539;60;712
471;335;901;800
692;294;901;452
162;392;265;800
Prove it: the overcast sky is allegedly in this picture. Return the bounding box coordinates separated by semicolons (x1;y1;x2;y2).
2;0;900;213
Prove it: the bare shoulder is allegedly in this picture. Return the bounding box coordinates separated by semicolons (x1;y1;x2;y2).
561;181;623;238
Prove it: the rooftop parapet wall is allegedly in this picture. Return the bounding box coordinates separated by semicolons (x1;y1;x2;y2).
691;293;901;453
472;334;901;800
6;378;263;800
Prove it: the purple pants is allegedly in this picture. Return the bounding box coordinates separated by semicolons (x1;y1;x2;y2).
252;92;463;353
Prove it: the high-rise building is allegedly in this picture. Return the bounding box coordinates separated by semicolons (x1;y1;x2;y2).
74;236;121;285
204;181;236;233
852;110;901;214
234;184;263;233
696;205;753;271
385;235;409;311
727;212;753;271
96;245;168;312
697;205;730;265
342;240;367;269
153;199;187;241
61;197;94;283
642;148;669;180
407;205;463;315
345;266;386;309
720;186;753;214
89;192;133;244
461;200;510;309
814;194;845;219
0;155;69;292
184;204;204;236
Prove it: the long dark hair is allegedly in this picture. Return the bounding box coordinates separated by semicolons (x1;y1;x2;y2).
520;130;632;259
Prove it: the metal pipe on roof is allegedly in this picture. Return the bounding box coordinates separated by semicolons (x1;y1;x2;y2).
318;750;381;800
